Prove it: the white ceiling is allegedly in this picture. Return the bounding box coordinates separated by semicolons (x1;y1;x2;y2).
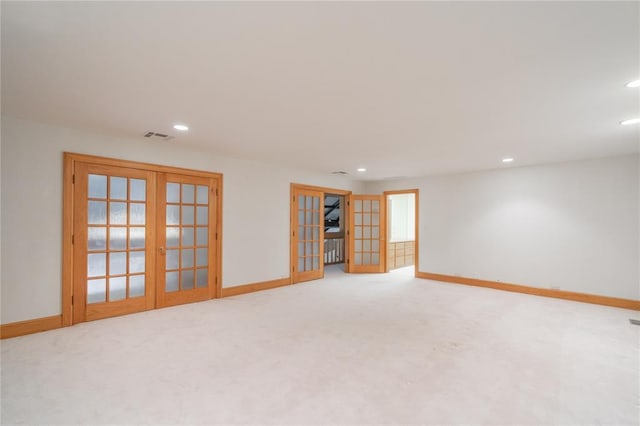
2;1;639;180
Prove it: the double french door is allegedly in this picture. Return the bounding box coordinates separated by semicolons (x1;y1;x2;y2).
70;156;220;323
290;185;386;282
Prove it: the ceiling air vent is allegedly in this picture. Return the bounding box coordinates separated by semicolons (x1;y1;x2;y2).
332;171;349;175
143;131;174;141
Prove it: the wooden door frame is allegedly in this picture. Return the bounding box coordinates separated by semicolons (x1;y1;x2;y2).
383;189;419;276
290;183;352;283
62;152;223;326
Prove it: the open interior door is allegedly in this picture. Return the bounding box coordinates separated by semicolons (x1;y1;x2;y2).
348;194;385;273
292;188;324;283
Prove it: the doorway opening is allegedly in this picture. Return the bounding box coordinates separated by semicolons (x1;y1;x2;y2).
290;184;351;283
385;191;417;273
291;185;418;283
323;194;346;271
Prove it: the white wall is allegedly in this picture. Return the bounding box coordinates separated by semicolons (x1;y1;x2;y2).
366;155;640;300
0;116;364;324
388;194;415;242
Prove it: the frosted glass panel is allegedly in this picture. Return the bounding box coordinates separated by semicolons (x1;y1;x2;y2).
306;197;312;210
87;279;106;304
129;275;145;297
88;227;106;251
363;214;371;225
363;200;371;212
313;256;319;270
372;214;379;226
166;227;179;247
196;268;208;288
110;227;126;250
363;240;371;251
88;253;106;277
298;257;305;272
313;242;319;255
196;207;208;225
313;227;319;240
182;184;195;203
182;270;194;290
305;257;312;271
196;227;208;246
372;227;379;238
372;253;380;264
166;205;180;225
129;251;145;273
313;212;319;225
110;202;127;225
372;240;379;252
109;276;126;301
354;200;362;212
109;252;127;276
182;206;194;225
355;226;362;238
182;227;194;246
182;249;194;268
363;227;371;238
129;227;145;249
306;242;312;256
166;249;179;269
167;183;180;203
305;212;312;224
363;253;371;265
355;214;362;225
196;248;207;266
313;197;320;210
355;253;362;265
88;175;107;199
166;271;179;292
298;242;304;256
110;177;127;200
355;240;362;252
197;185;208;204
130;179;146;201
372;200;380;213
88;201;107;224
130;203;145;225
298;196;305;209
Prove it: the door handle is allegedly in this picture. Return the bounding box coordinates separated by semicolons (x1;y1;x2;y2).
159;247;166;255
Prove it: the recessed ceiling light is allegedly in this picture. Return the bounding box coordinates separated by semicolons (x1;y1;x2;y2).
625;80;640;88
173;124;189;131
357;168;367;172
620;118;640;126
502;157;514;163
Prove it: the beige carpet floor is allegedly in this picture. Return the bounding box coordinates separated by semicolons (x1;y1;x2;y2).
1;265;638;425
